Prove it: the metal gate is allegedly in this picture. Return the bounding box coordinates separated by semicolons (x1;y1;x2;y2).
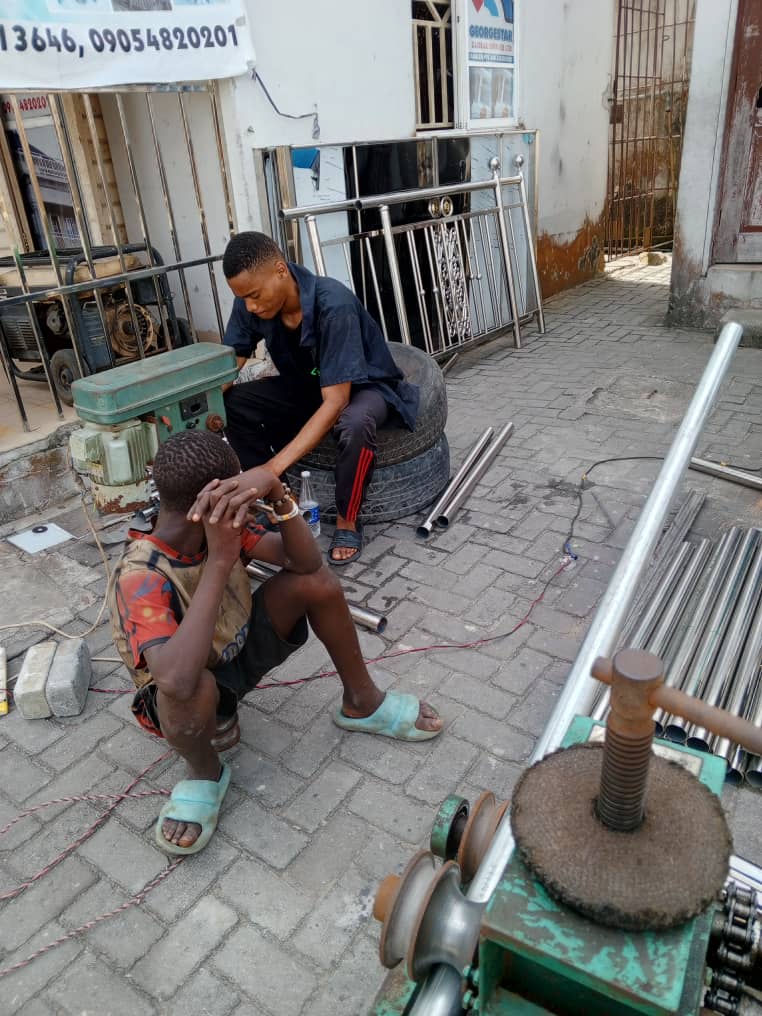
605;0;697;259
0;83;234;432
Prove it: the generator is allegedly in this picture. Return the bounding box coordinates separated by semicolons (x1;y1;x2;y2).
0;245;191;406
69;342;238;512
371;650;762;1016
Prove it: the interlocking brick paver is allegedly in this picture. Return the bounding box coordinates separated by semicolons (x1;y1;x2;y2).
132;895;238;999
158;968;240;1016
77;820;165;895
223;797;309;869
5;258;762;1015
3;923;83;1016
54;952;155;1016
348;780;432;843
61;879;165;969
292;866;375;968
218;856;313;938
288;810;369;892
283;760;362;830
3;859;95;958
213;925;317;1016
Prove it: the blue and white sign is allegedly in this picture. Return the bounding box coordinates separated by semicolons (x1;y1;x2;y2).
0;0;255;90
467;0;516;122
468;0;514;67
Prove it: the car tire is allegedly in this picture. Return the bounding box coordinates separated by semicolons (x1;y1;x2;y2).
300;343;447;470
288;433;450;525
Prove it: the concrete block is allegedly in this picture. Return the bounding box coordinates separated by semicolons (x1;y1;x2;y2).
14;641;56;719
45;638;91;717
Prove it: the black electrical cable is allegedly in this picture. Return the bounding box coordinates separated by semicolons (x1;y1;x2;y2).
253;71;315;121
563;455;665;559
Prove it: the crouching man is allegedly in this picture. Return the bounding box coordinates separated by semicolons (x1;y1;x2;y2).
108;430;441;856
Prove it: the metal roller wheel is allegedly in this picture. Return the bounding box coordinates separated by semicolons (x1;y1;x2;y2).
456;791;510;884
430;795;470;861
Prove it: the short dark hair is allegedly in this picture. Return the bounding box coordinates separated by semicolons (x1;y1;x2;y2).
152;430;240;513
222;231;285;279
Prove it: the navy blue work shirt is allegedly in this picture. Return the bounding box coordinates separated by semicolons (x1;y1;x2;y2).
223;262;419;430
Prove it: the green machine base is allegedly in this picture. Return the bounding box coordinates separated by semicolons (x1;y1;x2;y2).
372;717;726;1016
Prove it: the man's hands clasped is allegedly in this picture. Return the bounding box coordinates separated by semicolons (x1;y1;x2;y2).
187;467;284;568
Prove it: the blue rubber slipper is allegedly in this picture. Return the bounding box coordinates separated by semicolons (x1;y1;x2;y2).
155;762;231;856
333;691;441;742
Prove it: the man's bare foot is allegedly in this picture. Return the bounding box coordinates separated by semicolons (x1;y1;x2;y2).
161;816;202;849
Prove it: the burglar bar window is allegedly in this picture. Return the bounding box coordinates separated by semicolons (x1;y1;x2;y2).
412;1;454;130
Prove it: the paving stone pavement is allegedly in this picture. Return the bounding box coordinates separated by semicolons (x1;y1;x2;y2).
2;257;762;1015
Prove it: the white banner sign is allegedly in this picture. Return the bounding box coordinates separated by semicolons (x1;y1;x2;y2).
0;1;255;90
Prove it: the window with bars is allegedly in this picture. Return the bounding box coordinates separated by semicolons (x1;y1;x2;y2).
412;1;455;130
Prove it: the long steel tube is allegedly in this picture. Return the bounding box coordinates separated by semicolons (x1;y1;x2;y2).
717;584;762;775
410;320;745;1016
687;535;762;751
689;458;762;492
492;170;522;349
379;205;413;346
245;562;387;634
657;528;742;737
743;669;762;787
417;428;494;538
667;529;758;742
591;541;696;724
280;176;525;220
518;171;546;333
629;542;694;647
648;539;713;657
436;423;515;528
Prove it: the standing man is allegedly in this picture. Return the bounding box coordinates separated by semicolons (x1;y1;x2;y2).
221;232;419;565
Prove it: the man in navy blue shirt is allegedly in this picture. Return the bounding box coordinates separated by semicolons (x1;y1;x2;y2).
221;232;419;564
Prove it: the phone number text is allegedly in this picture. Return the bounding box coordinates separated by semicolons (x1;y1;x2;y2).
0;22;239;59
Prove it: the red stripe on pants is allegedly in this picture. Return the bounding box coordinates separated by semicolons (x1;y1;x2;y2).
346;447;373;522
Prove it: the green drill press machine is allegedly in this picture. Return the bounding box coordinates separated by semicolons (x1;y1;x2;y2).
371;650;762;1016
68;343;238;513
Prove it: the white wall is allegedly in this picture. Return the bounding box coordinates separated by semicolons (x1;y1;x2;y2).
219;0;416;231
673;0;737;276
518;0;614;244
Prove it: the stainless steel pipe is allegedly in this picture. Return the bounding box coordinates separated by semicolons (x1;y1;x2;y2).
716;582;762;777
590;541;698;726
658;528;742;738
245;562;387;634
669;529;758;743
409;320;745;1016
629;542;695;648
689;458;762;492
417;428;494;538
436;423;515;529
648;539;713;657
687;534;762;751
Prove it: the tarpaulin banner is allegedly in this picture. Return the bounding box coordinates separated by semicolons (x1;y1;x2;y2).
0;1;255;90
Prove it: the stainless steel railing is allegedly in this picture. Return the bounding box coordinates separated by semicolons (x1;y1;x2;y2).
280;165;545;359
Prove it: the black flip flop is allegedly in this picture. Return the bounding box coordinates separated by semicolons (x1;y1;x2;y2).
328;524;363;566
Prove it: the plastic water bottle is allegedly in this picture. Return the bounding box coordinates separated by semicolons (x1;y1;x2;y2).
299;470;321;538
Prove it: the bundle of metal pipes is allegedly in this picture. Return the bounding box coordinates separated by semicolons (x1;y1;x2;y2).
589;520;762;787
